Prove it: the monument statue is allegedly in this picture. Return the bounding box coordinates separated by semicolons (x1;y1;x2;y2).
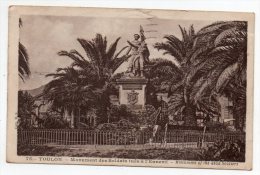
116;25;149;110
126;25;150;77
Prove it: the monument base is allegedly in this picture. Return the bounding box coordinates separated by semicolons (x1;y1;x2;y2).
116;76;148;111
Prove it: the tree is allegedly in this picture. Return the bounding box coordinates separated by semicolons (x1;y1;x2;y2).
19;18;31;80
154;22;247;129
154;25;203;126
143;58;182;107
145;58;183;93
44;34;130;128
188;21;247;130
17;91;37;129
44;67;96;128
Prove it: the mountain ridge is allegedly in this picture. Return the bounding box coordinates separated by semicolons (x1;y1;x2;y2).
25;85;45;97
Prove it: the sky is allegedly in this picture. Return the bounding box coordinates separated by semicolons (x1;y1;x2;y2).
19;15;214;90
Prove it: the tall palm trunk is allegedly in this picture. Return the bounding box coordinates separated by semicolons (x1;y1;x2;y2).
183;87;197;126
184;101;197;126
233;95;244;131
70;112;75;128
73;108;81;129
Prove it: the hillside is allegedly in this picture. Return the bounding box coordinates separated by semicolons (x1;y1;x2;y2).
26;85;45;97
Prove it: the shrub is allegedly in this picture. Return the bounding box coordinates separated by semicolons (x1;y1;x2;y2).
42;116;70;129
201;139;245;162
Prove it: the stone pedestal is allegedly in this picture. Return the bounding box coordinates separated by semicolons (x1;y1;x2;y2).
116;77;148;110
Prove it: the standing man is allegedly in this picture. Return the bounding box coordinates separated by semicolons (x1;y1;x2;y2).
151;95;169;144
137;25;150;77
126;26;150;77
126;34;141;75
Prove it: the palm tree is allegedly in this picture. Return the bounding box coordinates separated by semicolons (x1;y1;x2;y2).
19;18;31;80
44;67;97;128
154;25;196;67
154;25;205;126
58;34;130;86
186;21;247;97
154;22;247;129
187;21;247;130
44;34;130;128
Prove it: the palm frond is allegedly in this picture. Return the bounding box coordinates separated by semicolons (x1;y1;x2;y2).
189;45;212;63
209;45;235;55
93;34;107;66
168;90;185;114
110;54;131;73
154;42;183;63
170;80;184;94
105;37;121;62
19;42;31;78
164;35;184;53
70;49;84;59
93;34;107;56
77;38;99;63
215;62;239;93
189;25;195;37
197;21;242;36
193;63;229;103
113;46;129;59
214;27;238;46
179;25;189;42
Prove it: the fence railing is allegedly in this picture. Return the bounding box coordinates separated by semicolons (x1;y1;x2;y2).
18;129;245;148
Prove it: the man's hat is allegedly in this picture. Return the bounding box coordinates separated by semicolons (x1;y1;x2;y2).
134;34;140;37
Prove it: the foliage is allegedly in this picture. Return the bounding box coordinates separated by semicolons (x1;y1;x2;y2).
42;116;70;129
153;21;247;129
39;21;247;131
96;104;159;132
44;34;130;128
17;91;37;129
19;18;31;80
192;21;247;130
154;25;207;126
108;105;138;124
19;43;31;80
145;58;183;93
201;139;245;162
154;25;196;67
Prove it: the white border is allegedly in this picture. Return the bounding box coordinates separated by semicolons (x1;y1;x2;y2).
1;0;260;175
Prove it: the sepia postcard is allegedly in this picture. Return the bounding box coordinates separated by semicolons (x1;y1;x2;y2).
7;6;254;170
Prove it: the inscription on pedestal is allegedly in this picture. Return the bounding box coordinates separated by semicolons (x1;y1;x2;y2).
123;85;142;90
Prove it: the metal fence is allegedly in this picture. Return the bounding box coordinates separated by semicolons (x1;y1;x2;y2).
18;129;245;148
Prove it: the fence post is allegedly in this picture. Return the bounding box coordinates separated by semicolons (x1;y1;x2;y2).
202;126;206;147
65;130;68;145
94;131;97;148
